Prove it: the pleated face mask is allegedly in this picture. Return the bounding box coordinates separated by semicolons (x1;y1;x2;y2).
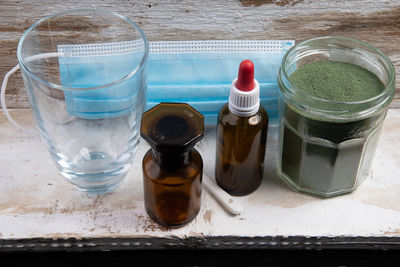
58;40;147;119
57;40;293;123
147;40;294;125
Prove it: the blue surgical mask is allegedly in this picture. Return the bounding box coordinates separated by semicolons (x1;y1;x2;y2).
58;40;147;119
146;40;294;125
58;40;293;123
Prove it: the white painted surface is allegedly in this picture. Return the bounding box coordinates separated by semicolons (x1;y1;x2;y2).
0;108;400;239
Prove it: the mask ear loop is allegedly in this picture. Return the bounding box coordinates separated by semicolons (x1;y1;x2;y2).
1;52;61;134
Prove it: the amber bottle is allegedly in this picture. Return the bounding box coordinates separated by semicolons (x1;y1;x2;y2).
140;103;204;227
215;60;268;196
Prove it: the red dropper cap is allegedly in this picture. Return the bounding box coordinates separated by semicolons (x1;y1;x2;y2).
236;60;255;92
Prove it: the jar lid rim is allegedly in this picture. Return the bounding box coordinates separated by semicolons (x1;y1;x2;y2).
280;36;395;106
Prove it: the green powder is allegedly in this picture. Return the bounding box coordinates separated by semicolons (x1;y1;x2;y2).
290;60;385;102
280;60;386;197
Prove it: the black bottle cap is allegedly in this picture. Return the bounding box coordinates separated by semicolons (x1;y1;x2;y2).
141;103;204;153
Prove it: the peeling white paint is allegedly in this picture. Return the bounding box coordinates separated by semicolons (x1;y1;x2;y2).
0;109;400;239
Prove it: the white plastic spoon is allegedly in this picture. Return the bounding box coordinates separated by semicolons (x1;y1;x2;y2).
203;173;243;215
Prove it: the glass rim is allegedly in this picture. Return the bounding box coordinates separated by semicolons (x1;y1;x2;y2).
17;9;148;92
281;36;395;106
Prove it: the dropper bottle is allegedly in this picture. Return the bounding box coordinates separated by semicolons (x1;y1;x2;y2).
215;60;268;196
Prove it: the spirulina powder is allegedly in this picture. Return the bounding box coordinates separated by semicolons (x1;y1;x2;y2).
290;60;384;102
280;60;385;196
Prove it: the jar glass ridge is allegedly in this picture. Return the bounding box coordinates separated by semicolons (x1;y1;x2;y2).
277;36;395;197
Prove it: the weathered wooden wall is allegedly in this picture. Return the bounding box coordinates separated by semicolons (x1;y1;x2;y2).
1;0;399;108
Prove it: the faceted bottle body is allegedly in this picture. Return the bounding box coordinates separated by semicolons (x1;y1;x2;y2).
142;149;203;227
215;103;268;196
140;102;204;227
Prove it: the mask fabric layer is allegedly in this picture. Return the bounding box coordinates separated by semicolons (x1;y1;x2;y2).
58;40;146;119
58;40;293;124
147;40;294;125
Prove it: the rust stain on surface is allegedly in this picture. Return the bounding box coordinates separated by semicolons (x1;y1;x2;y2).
40;232;86;239
248;178;315;209
352;185;400;212
384;229;400;235
189;231;202;236
203;209;213;224
0;191;137;216
259;193;315;208
135;212;169;233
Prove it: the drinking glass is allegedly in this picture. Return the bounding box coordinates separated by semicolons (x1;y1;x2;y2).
17;9;148;193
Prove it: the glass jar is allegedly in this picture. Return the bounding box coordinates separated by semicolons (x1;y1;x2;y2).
277;36;395;197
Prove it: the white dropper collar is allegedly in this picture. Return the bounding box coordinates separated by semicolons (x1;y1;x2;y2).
228;60;260;117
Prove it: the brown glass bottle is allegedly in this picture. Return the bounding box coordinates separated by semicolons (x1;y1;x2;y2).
215;103;268;196
140;103;204;227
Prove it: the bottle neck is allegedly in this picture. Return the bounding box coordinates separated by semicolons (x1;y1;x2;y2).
152;149;191;171
228;78;260;117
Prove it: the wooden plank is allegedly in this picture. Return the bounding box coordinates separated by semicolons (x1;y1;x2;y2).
0;0;399;108
3;236;400;251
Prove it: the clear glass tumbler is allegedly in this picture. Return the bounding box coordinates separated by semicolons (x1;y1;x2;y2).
17;10;148;193
277;36;395;197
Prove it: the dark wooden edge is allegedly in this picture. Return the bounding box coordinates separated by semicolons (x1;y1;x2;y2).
2;236;400;252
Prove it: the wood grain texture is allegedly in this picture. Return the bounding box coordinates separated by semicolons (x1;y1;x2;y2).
1;0;399;108
1;109;400;243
